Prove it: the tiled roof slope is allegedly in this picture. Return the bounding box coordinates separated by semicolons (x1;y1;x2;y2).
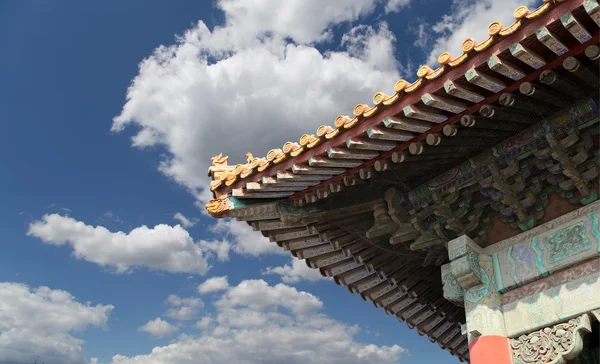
207;0;600;216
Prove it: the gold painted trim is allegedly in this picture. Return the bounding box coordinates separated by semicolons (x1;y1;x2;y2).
500;20;522;36
405;78;424;93
448;53;468;67
382;93;400;106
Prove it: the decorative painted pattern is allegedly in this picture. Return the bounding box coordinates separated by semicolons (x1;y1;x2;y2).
489;203;600;293
542;221;592;264
503;258;600;305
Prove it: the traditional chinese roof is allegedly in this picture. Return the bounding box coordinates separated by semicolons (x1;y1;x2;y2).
207;0;600;217
203;2;600;362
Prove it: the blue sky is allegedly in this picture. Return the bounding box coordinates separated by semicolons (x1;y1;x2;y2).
1;0;541;363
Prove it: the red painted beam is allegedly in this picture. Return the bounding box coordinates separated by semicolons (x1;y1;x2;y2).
224;0;585;195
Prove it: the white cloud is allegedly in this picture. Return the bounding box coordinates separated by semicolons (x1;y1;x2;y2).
425;0;541;65
211;219;284;257
412;23;429;48
195;316;213;330
198;239;231;262
385;0;410;14
112;279;406;364
164;295;204;320
138;318;179;338
263;258;327;284
197;276;230;294
173;212;196;228
27;214;210;275
112;0;401;207
215;279;323;316
0;282;113;364
196;0;382;47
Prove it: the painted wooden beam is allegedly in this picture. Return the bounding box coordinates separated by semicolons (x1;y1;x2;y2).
585;0;600;26
382;116;432;133
539;69;585;98
291;163;345;175
518;81;569;107
563;56;598;87
246;182;305;192
403;105;447;123
346;137;397;151
421;93;468;114
327;147;379;160
479;104;535;122
367;125;414;141
308;156;363;168
276;171;331;181
443;79;485;103
232;189;293;198
560;12;592;43
262;176;316;187
465;67;506;92
509;42;546;69
487;54;526;81
460;114;522;132
536;26;569;56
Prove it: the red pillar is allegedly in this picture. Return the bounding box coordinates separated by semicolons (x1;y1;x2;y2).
469;335;513;364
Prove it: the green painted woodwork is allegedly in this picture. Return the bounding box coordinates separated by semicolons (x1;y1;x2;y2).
542;221;591;264
491;204;600;294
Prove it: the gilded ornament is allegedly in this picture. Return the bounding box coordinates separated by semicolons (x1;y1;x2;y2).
282;141;300;153
438;52;453;65
210;153;228;166
299;134;316;146
373;92;389;105
488;21;503;36
353;103;370;116
394;79;408;93
334;115;351;128
205;197;230;217
461;38;476;53
417;65;433;78
317;125;334;137
405;78;423;93
514;6;530;20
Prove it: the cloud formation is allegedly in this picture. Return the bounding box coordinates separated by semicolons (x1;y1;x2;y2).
112;0;402;206
197;276;230;294
164;295;204;321
211;219;284;257
28;214;210;275
0;282;113;364
113;279;406;363
263;258;327;283
138;317;180;338
173;212;196;228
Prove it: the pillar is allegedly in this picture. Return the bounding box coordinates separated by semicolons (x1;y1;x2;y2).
442;235;513;364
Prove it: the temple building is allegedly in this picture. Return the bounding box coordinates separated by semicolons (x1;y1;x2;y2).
205;1;600;363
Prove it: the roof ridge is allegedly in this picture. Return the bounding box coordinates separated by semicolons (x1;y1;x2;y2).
206;1;566;208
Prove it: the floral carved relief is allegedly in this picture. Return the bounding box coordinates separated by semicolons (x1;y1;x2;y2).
510;314;592;364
